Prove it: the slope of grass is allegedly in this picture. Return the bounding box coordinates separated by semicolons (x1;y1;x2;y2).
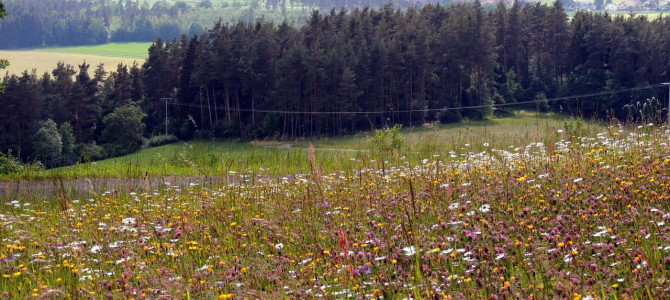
0;112;606;181
303;111;597;152
41;141;362;180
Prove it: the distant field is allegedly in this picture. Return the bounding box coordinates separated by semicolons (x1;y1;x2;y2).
611;11;667;19
566;10;668;19
38;42;152;59
0;43;151;76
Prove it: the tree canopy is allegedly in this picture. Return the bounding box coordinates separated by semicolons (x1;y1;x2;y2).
101;105;147;157
0;1;6;19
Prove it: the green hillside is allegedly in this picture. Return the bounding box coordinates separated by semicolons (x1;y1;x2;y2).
1;111;598;181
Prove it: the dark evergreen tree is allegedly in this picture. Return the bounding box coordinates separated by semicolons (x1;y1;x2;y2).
72;62;102;142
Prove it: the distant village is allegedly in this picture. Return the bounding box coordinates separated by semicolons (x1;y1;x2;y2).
453;0;670;11
568;0;670;11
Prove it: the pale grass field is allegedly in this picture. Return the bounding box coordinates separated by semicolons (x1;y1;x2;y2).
0;50;141;76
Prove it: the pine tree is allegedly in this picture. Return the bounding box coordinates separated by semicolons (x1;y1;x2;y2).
72;62;102;142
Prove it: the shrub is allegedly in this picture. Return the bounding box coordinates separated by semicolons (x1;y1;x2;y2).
439;110;462;124
368;124;404;156
493;109;515;118
214;120;240;138
0;151;24;174
77;142;105;162
534;92;549;113
564;117;587;138
145;134;179;148
0;151;43;175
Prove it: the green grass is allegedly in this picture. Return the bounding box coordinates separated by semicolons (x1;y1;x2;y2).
42;141;363;180
300;111;596;153
0;111;605;181
36;42;152;59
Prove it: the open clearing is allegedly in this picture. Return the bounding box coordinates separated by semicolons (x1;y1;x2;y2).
0;43;150;76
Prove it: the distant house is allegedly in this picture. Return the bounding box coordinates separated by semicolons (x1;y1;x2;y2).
642;0;658;9
451;0;515;4
618;0;643;9
605;3;619;10
479;0;511;4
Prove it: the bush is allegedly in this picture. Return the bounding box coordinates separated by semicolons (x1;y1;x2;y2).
254;114;281;138
534;92;549;113
368;124;404;155
77;142;105;162
564;117;587;138
178;119;197;140
493;108;515;118
0;151;24;174
439;110;462;124
0;151;43;175
214;120;240;138
145;134;179;148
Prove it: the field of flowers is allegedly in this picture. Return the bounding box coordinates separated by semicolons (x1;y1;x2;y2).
1;126;669;299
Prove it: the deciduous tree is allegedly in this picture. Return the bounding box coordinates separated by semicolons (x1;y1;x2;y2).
31;119;62;168
101;105;146;157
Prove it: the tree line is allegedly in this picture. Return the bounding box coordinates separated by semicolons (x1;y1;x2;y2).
0;0;435;49
2;1;670;168
0;0;208;48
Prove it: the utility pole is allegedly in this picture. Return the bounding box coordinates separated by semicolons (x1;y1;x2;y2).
161;98;172;135
663;83;670;127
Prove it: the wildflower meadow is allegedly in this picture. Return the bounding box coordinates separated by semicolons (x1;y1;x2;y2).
1;124;669;299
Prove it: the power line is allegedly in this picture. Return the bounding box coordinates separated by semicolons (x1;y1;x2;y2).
166;84;667;115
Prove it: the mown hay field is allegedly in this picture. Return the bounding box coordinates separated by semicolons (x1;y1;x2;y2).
0;43;150;76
